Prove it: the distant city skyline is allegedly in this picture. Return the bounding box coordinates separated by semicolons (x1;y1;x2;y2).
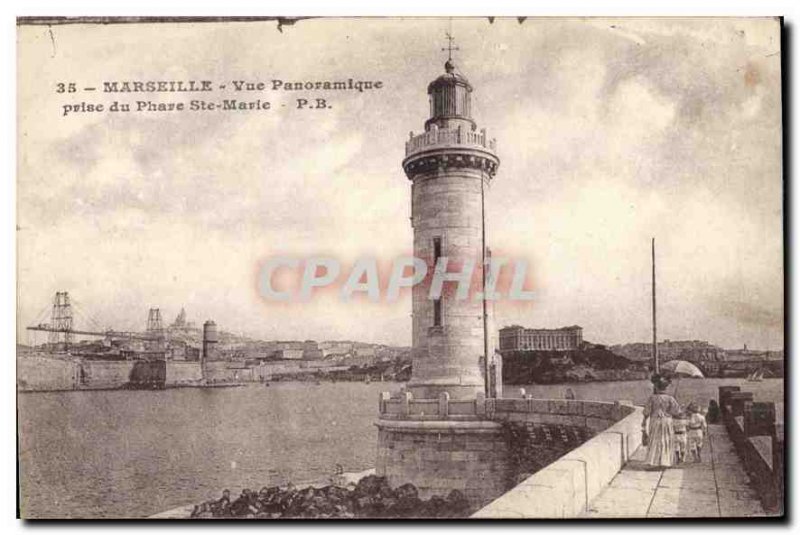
17;18;783;351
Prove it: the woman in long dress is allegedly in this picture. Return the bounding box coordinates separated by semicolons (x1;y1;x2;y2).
642;374;682;468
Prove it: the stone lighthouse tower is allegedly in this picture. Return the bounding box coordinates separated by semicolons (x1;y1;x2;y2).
403;56;500;401
376;51;509;509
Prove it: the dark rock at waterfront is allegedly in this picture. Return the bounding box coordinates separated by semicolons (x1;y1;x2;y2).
190;475;474;519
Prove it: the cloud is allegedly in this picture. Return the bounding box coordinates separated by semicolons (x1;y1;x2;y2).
17;18;784;349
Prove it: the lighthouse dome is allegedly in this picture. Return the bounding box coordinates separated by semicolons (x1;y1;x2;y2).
426;60;474;130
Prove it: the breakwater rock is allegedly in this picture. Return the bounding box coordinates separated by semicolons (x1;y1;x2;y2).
190;475;471;519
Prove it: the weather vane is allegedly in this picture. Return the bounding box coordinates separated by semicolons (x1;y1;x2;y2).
442;32;459;62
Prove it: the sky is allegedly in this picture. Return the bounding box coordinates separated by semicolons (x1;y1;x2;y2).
16;17;783;349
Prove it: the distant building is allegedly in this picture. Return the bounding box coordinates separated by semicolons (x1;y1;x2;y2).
499;325;583;352
610;340;722;362
169;307;198;331
302;348;325;360
276;348;305;360
319;341;355;356
354;344;376;358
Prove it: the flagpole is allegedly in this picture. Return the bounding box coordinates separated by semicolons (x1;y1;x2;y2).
652;238;659;375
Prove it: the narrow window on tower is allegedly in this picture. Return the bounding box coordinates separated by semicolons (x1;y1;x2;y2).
433;236;442;264
433;298;442;327
432;236;443;327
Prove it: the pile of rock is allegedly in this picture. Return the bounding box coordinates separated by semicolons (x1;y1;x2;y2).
191;475;471;519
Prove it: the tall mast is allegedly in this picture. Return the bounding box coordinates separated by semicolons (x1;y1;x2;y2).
652;238;659;374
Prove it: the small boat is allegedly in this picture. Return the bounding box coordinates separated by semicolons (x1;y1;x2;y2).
746;369;764;382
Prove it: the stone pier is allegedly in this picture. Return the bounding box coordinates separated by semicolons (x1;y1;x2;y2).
376;392;510;507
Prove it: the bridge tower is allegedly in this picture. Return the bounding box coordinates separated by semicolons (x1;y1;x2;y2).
146;308;164;336
376;42;509;509
146;308;165;352
49;291;73;348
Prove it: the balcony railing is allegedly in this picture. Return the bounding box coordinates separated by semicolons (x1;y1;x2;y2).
405;126;497;157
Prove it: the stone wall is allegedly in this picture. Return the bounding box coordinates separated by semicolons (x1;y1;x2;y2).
472;402;642;518
203;361;253;382
376;419;511;508
377;391;639;514
20;357;205;390
80;360;136;388
719;386;784;514
165;361;203;385
17;355;80;391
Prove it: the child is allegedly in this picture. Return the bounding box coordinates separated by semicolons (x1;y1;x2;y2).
687;402;708;462
673;410;689;463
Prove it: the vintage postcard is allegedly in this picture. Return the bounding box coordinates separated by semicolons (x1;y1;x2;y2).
16;17;784;519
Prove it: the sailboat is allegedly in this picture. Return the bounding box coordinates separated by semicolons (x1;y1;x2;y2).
746;369;764;382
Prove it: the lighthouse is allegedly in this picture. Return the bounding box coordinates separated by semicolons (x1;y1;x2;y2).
403;54;500;400
376;45;509;508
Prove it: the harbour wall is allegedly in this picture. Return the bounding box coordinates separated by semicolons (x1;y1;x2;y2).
83;360;137;388
18;356;205;391
376;392;639;511
167;361;204;384
472;401;642;518
18;353;370;392
17;355;81;391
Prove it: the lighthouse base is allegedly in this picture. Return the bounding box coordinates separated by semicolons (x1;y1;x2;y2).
375;418;512;509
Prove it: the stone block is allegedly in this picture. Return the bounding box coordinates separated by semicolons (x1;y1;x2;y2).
728;392;755;417
608;469;661;492
473;483;560;519
585;416;613;432
476;450;503;462
510;399;529;412
451;451;479;461
565;400;584;415
582;402;615;420
422;449;450;462
586;486;653;518
744;401;776;437
530;398;550;413
564;434;622;504
466;439;497;452
494;399;516;412
475;461;585;519
549;399;568;414
647;487;719;518
541;413;584;427
718;386;741;414
506;412;528;423
475;391;486;416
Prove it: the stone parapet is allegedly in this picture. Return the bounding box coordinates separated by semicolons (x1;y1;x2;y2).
719;386;783;515
405;126;497;157
378;390;634;426
377;390;640;513
471;402;643;518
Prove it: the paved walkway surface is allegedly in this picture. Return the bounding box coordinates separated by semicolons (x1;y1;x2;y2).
583;424;767;518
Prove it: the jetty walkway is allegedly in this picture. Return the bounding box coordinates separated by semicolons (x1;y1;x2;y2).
584;424;766;518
